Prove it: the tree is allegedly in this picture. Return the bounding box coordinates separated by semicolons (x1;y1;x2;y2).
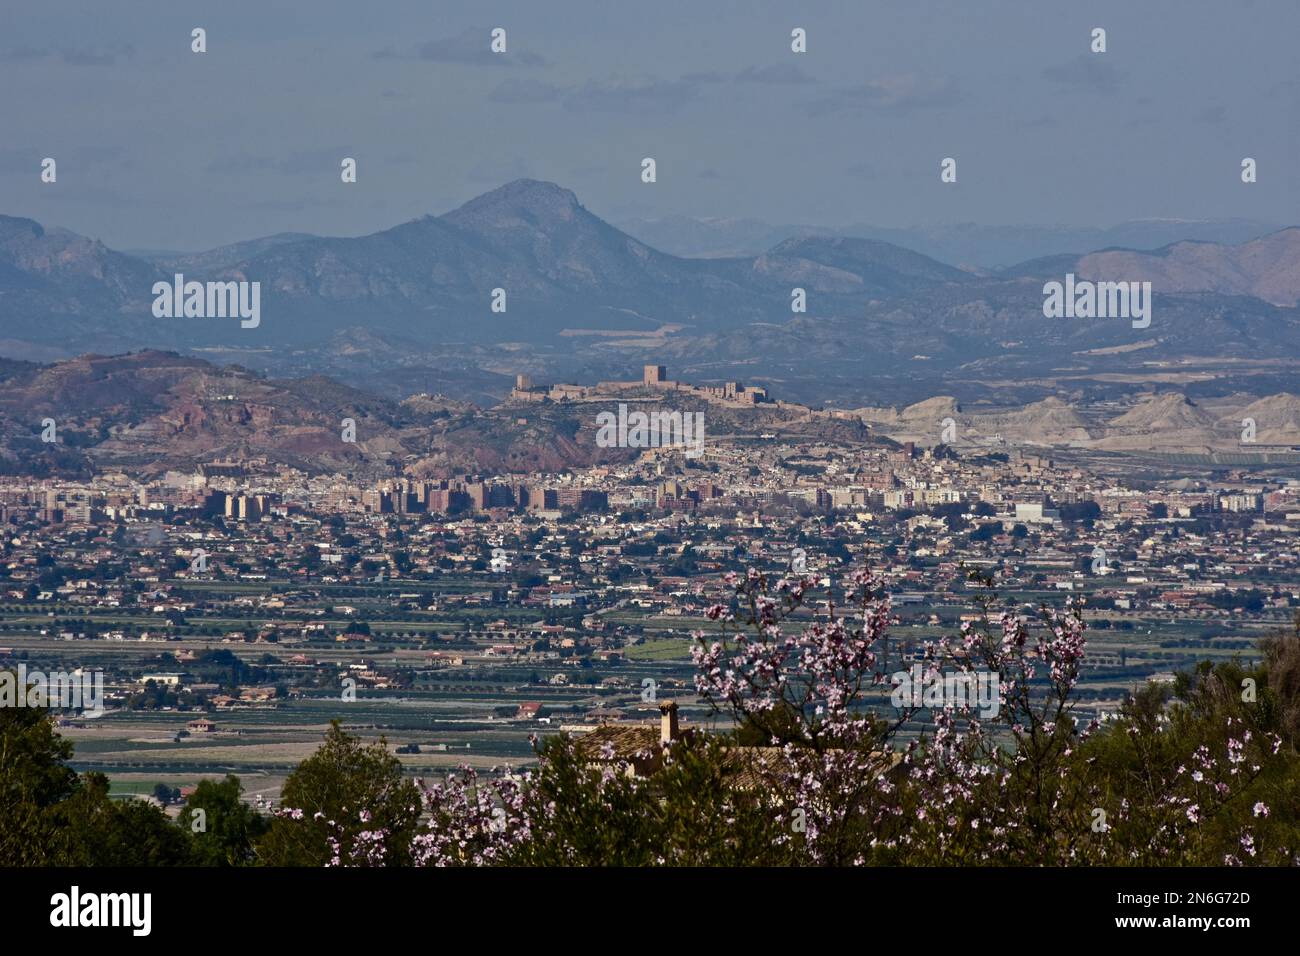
0;687;80;864
257;722;421;866
181;775;268;866
152;782;179;805
1;683;195;866
59;774;194;866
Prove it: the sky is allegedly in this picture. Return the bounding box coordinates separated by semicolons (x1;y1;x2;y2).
2;0;1297;251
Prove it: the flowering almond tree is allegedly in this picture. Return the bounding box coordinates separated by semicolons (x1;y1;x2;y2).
887;570;1101;864
691;567;908;864
688;566;1101;864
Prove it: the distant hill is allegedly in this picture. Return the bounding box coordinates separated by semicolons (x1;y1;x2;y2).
972;397;1094;445
854;390;1300;453
1073;229;1300;307
0;350;416;476
145;233;320;273
753;237;971;297
0;215;164;348
1107;393;1217;432
618;215;1283;269
1234;393;1300;443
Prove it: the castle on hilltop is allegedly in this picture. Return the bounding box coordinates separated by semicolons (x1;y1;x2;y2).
510;364;769;406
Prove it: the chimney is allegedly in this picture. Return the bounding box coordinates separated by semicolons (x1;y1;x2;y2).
659;700;679;743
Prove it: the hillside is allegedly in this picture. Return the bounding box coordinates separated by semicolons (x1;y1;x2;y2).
0;351;881;478
1075;229;1300;307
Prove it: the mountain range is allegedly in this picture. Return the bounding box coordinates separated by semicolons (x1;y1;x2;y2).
615;215;1285;269
3;179;1300;409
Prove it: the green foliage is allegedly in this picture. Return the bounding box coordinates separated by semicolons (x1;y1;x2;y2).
0;668;269;866
0;700;193;864
55;773;195;866
153;782;179;805
0;698;80;864
496;734;791;866
1073;643;1300;865
257;721;421;866
182;775;269;866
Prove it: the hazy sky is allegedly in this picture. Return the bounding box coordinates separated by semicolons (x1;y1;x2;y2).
3;0;1297;250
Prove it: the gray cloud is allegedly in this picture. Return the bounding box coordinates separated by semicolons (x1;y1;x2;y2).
0;146;128;175
373;27;546;67
682;71;728;85
466;157;535;184
4;44;133;66
205;155;278;175
0;149;39;174
205;147;358;177
491;74;706;113
1042;55;1122;94
806;74;959;116
562;76;703;113
246;196;349;212
489;78;563;104
1016;114;1058;129
1195;104;1228;125
736;63;816;85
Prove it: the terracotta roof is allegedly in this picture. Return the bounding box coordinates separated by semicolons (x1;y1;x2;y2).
575;723;904;791
576;724;662;759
